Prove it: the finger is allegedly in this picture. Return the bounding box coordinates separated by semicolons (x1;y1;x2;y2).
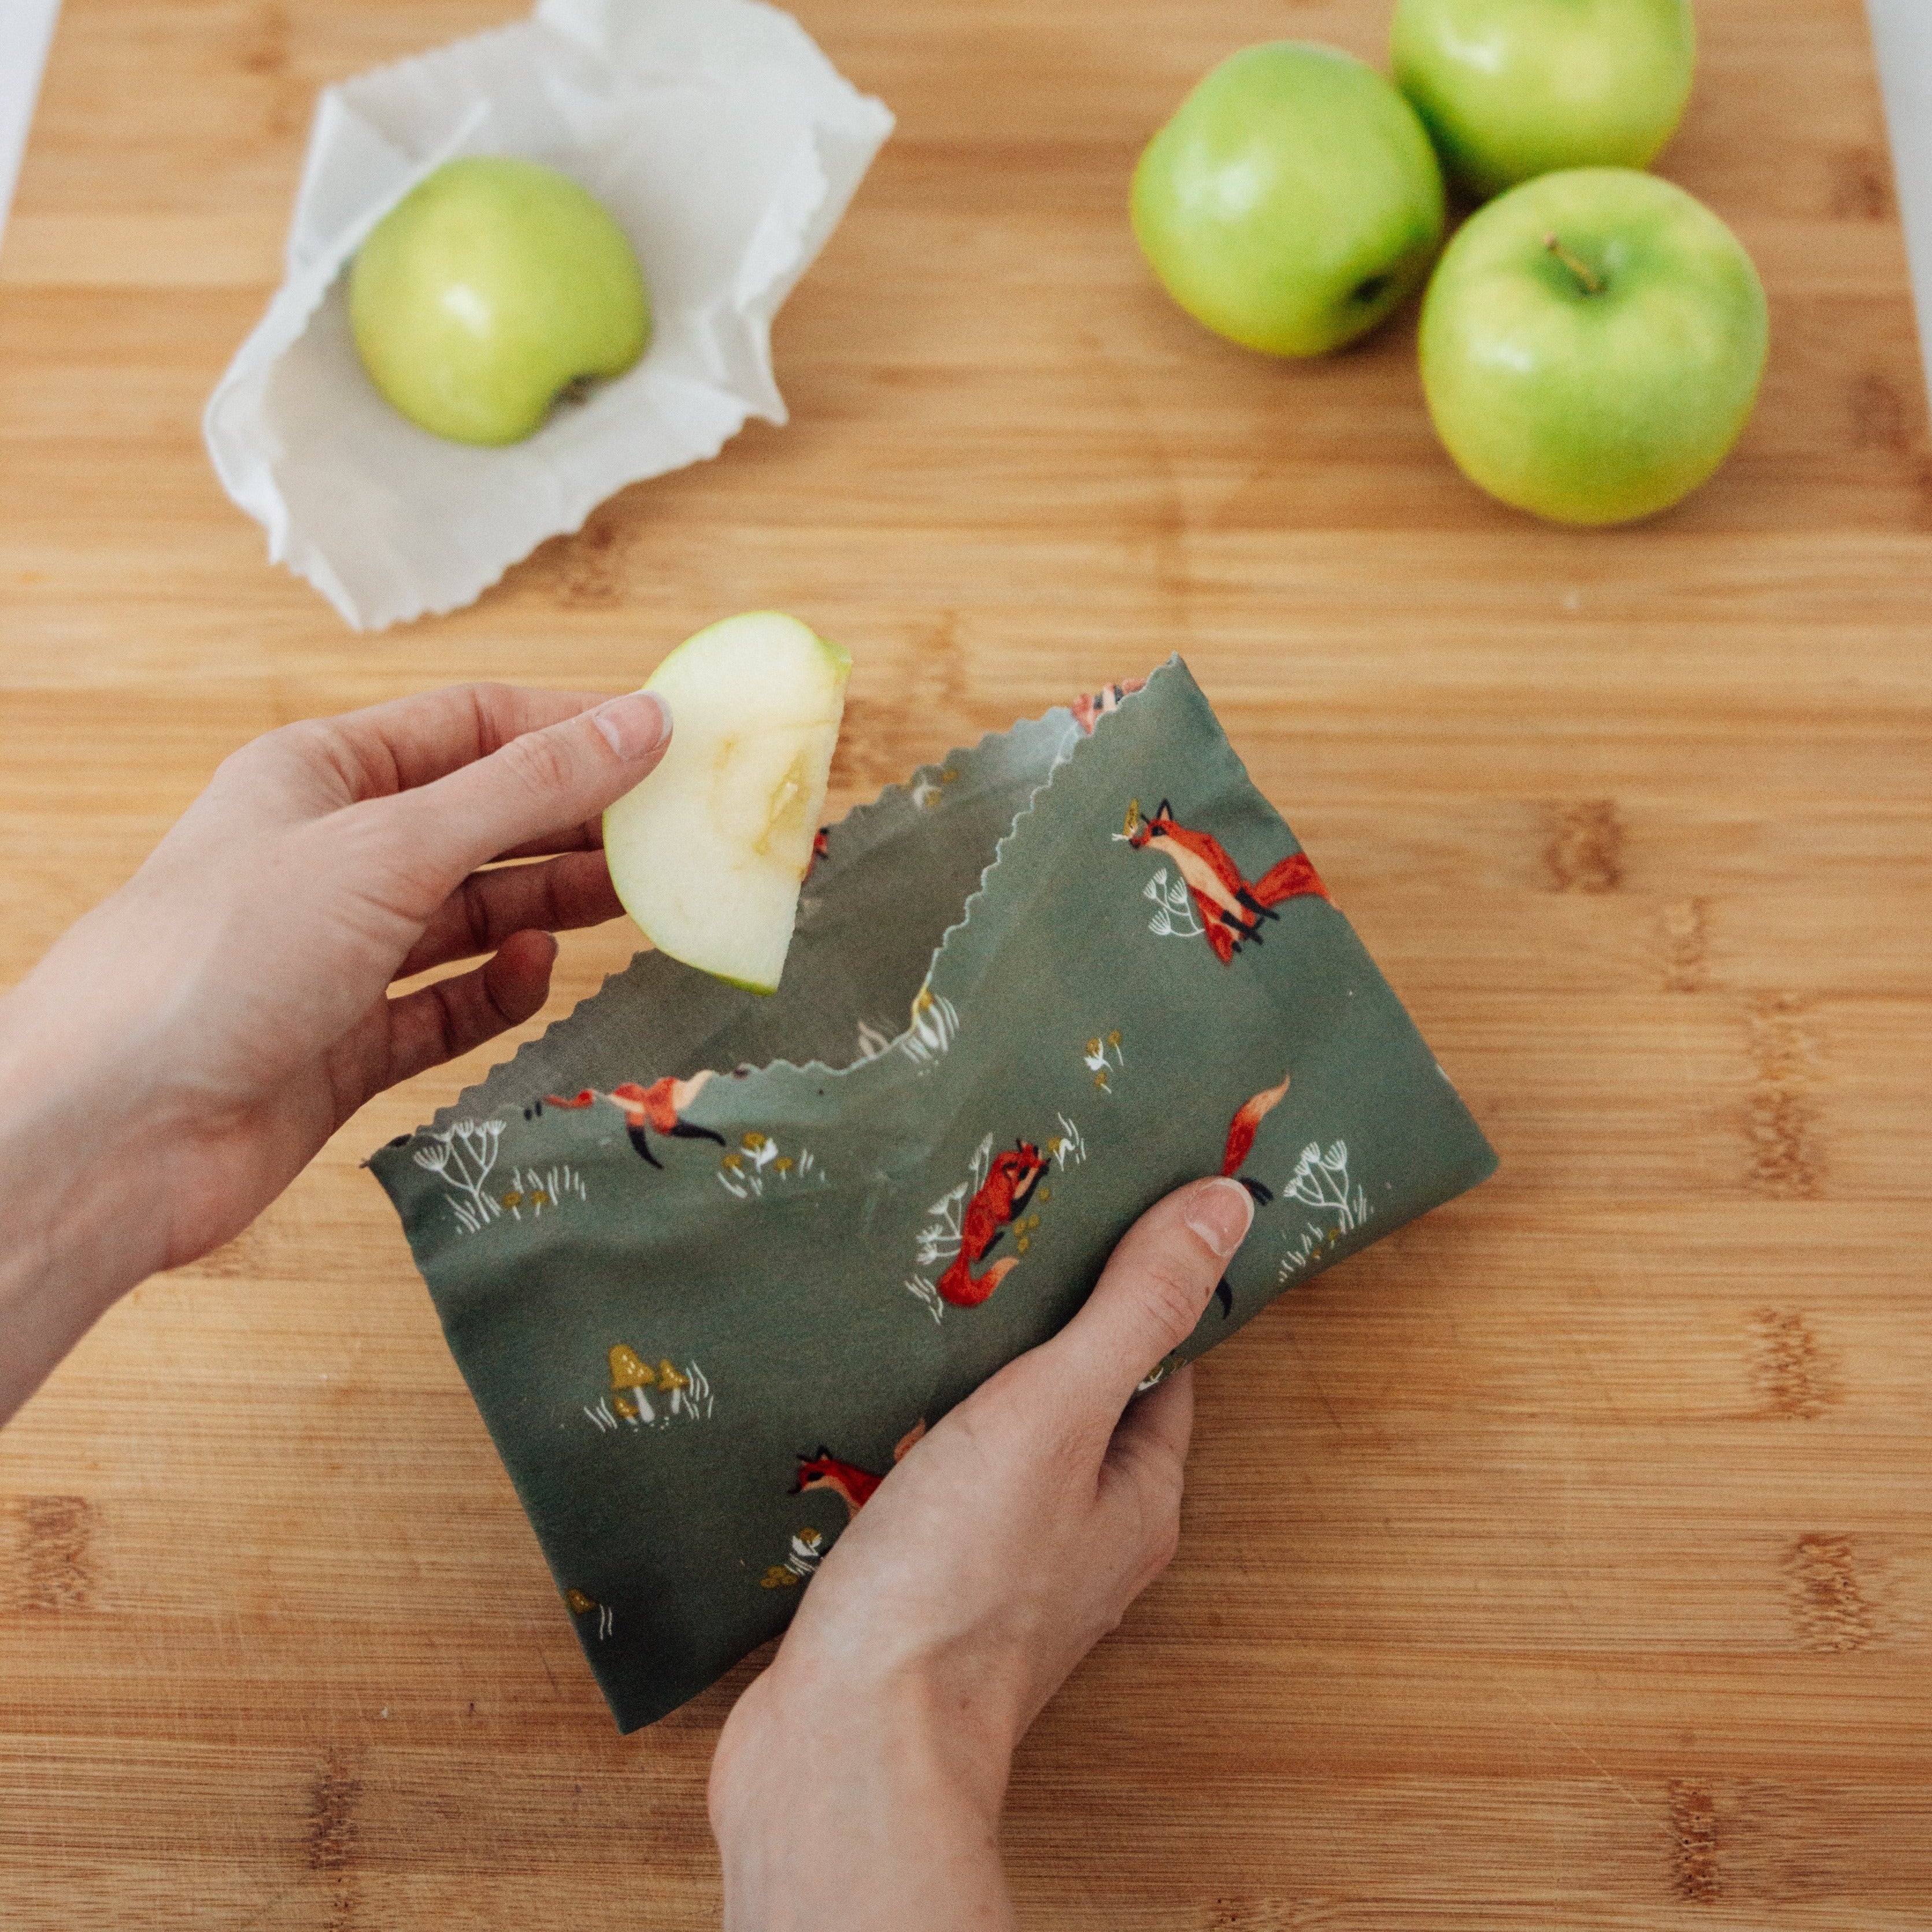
381;691;671;890
1101;1365;1194;1568
1034;1178;1253;1424
382;930;558;1088
391;852;624;981
490;814;608;863
1106;1362;1194;1487
247;686;620;808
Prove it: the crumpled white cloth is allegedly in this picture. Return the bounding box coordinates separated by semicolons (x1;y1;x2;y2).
203;0;892;630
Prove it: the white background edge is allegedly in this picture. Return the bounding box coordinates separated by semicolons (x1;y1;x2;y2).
0;0;61;260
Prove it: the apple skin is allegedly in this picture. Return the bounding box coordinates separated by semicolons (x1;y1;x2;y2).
349;156;651;447
1391;0;1696;202
1131;42;1446;358
1419;168;1767;525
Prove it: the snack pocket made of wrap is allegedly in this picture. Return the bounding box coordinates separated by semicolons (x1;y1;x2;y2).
369;657;1497;1730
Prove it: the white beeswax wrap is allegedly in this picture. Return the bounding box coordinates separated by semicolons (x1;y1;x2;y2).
204;0;892;630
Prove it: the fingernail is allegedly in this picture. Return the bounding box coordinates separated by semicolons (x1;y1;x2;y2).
1185;1178;1254;1260
591;692;671;762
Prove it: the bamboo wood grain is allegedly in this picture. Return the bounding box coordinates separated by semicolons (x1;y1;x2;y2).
3;0;1931;1925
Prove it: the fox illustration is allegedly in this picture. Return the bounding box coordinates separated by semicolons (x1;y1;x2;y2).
537;1072;724;1167
793;1421;928;1519
1071;676;1148;734
1211;1075;1293;1317
1222;1075;1291;1206
938;1142;1048;1306
1122;798;1327;964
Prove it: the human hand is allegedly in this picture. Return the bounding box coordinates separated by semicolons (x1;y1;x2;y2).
0;684;668;1419
708;1175;1256;1932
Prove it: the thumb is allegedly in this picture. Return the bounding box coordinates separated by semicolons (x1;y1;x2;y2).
1037;1177;1254;1424
390;690;672;884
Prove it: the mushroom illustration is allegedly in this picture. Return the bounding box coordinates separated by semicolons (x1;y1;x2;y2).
608;1343;658;1424
656;1359;691;1417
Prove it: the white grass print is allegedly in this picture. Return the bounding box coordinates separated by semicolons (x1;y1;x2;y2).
1082;1031;1124;1093
718;1134;818;1200
1143;866;1204;941
1046;1113;1087;1169
899;989;960;1067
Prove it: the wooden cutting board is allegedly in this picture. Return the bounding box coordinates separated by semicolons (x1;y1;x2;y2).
4;1;1930;1924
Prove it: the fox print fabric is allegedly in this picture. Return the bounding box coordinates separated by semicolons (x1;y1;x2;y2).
369;658;1497;1731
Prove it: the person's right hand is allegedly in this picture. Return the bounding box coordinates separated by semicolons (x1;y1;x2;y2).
708;1175;1256;1932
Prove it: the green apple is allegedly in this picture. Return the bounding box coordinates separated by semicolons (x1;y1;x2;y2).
349;156;650;446
1392;0;1696;201
1131;42;1446;357
604;613;852;994
1418;168;1767;525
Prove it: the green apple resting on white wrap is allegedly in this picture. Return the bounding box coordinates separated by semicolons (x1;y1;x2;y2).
604;613;851;994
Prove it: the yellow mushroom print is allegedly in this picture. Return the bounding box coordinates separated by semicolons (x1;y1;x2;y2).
565;1587;615;1639
586;1350;715;1433
608;1343;658;1424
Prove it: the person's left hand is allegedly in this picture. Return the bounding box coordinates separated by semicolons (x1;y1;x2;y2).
1;683;669;1293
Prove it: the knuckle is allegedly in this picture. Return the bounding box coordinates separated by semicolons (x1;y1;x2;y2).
225;717;322;778
1132;1253;1212;1346
496;724;579;801
1145;1512;1182;1579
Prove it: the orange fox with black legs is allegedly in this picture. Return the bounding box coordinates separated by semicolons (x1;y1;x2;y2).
793;1422;927;1518
939;1142;1048;1307
1123;798;1327;964
1208;1075;1293;1317
535;1072;726;1168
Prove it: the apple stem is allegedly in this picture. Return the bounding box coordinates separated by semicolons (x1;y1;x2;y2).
1543;232;1603;296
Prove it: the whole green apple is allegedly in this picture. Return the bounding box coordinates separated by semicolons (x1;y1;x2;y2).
1419;168;1767;525
349;156;651;447
1391;0;1696;201
1131;42;1446;358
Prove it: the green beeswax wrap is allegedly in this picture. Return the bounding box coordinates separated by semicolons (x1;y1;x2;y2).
369;658;1496;1731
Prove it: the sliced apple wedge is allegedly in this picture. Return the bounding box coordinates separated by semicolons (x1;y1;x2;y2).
604;612;851;993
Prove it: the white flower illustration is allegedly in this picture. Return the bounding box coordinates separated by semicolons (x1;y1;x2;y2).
413;1119;508;1234
718;1132;819;1200
1143;866;1204;941
1275;1140;1372;1283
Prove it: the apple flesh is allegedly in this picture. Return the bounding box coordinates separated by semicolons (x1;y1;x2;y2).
604;613;852;994
1131;42;1446;358
349;156;651;447
1391;0;1696;202
1418;168;1767;525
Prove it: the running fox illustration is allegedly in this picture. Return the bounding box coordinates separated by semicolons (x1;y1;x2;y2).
535;1072;725;1167
793;1421;928;1518
1071;676;1148;734
1223;1075;1292;1205
938;1141;1048;1307
1122;798;1328;964
1211;1075;1293;1316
